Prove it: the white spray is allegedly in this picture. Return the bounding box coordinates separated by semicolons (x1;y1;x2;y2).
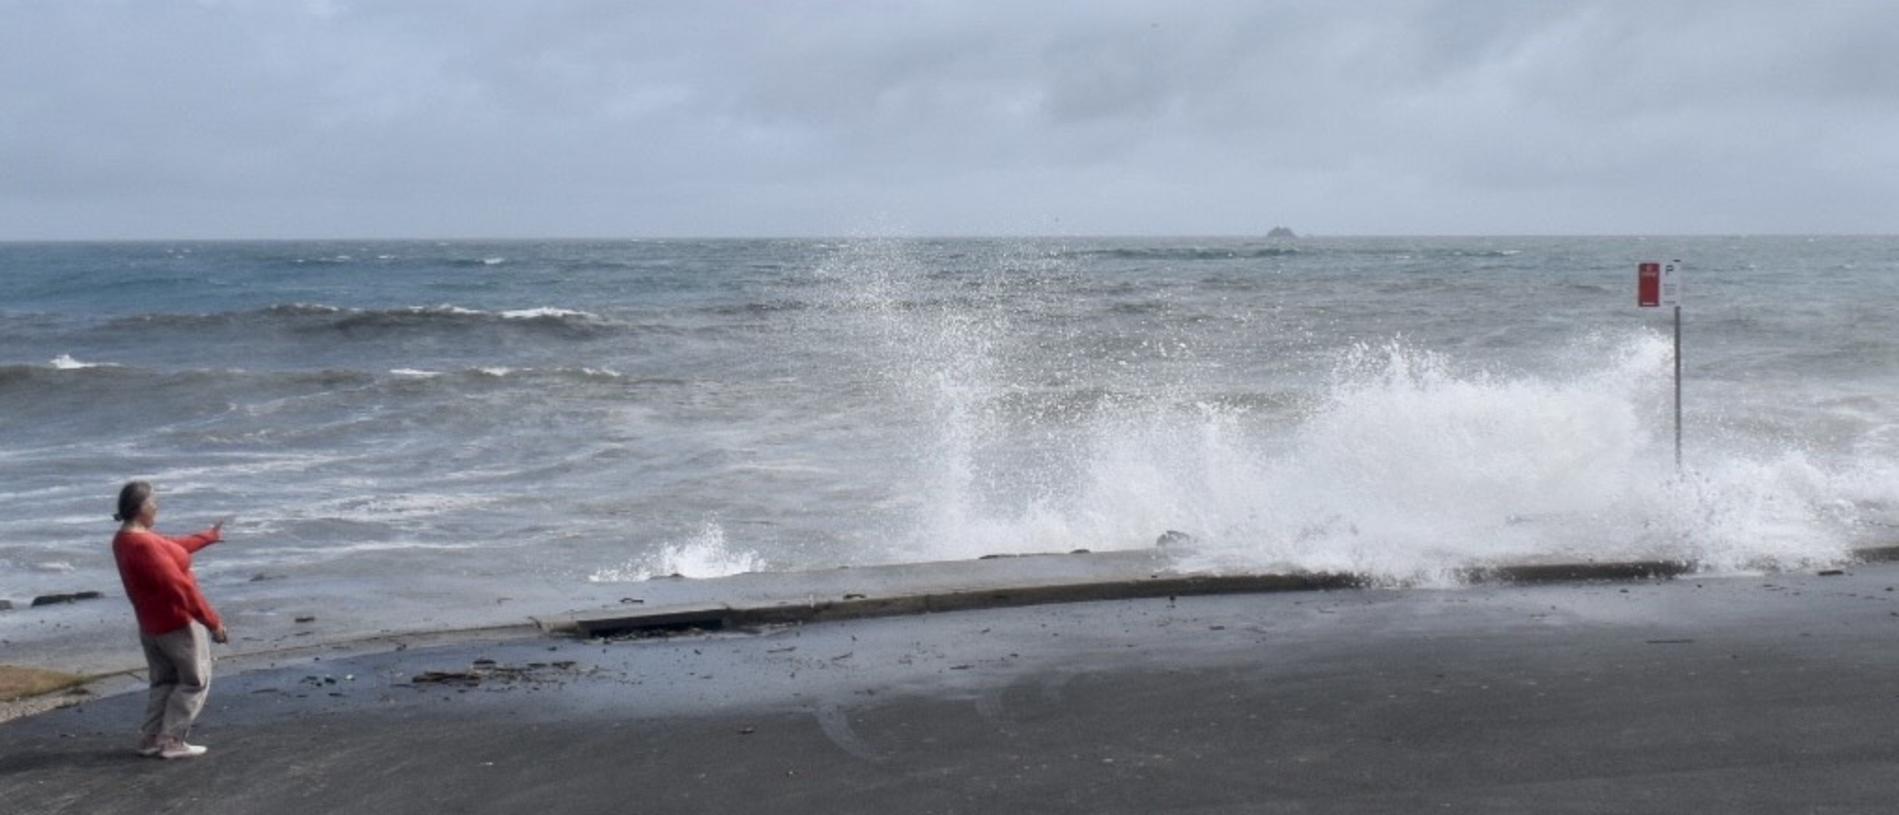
817;241;1893;582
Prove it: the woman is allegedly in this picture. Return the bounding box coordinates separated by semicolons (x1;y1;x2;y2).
110;480;229;760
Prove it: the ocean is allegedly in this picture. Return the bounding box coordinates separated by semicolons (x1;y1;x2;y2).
2;237;1895;653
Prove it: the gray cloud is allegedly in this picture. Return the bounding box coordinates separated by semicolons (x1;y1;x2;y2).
2;0;1894;238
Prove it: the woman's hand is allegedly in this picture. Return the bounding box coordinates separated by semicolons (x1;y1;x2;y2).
212;516;233;536
211;626;230;645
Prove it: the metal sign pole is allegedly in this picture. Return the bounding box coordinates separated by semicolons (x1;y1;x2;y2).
1673;304;1682;471
1637;259;1684;472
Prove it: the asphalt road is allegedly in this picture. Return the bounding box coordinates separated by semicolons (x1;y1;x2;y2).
7;566;1899;813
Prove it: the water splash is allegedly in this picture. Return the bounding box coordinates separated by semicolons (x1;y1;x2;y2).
813;240;1893;582
49;353;115;369
588;521;765;582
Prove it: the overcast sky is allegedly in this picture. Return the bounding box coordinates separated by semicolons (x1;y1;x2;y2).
3;1;1895;239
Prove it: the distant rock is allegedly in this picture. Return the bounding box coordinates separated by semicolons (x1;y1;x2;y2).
1267;226;1296;239
0;600;12;611
1156;530;1195;548
30;591;102;607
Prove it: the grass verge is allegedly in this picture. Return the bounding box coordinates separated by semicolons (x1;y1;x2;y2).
0;665;88;702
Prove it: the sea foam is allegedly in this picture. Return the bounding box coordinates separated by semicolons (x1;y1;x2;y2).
49;353;114;369
588;521;766;582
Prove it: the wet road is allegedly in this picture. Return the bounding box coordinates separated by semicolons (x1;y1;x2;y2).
7;567;1899;813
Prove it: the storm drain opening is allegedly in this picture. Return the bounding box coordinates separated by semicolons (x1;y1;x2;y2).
573;603;734;639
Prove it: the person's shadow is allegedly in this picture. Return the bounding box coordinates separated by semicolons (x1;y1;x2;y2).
0;703;178;781
0;742;157;776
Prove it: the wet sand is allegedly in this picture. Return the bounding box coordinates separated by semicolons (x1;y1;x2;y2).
7;566;1899;813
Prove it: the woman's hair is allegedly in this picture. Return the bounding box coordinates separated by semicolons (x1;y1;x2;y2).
114;480;153;524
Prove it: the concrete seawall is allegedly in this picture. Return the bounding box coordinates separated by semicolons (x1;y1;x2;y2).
537;544;1896;638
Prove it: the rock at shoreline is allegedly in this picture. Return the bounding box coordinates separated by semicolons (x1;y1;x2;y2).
0;600;12;611
1155;530;1195;548
1267;226;1296;238
30;591;103;607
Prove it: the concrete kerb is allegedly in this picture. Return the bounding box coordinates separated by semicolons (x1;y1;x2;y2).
1459;559;1696;584
543;543;1899;638
535;565;1528;638
533;560;1369;638
732;572;1368;630
1853;545;1899;563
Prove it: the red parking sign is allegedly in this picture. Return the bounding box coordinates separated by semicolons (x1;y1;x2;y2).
1638;262;1661;307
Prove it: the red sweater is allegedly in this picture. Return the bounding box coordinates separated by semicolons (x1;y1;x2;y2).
112;527;222;636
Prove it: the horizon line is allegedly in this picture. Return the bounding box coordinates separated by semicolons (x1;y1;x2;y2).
4;231;1895;244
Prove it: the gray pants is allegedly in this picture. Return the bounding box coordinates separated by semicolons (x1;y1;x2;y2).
139;622;211;740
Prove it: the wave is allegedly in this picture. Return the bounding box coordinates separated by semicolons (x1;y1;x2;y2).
48;353;117;370
0;361;671;449
1345;247;1529;261
1059;243;1534;264
588;521;765;582
99;303;622;338
322;304;611;336
700;300;811;316
497;307;591;320
472;365;633;381
274;253;507;268
0;362;662;397
885;334;1893;581
0;363;376;391
1057;244;1528;264
1;361;117;387
803;231;1894;582
1061;246;1303;262
400;365;639;383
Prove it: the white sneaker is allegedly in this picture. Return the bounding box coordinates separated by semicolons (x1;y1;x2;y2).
158;738;208;760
